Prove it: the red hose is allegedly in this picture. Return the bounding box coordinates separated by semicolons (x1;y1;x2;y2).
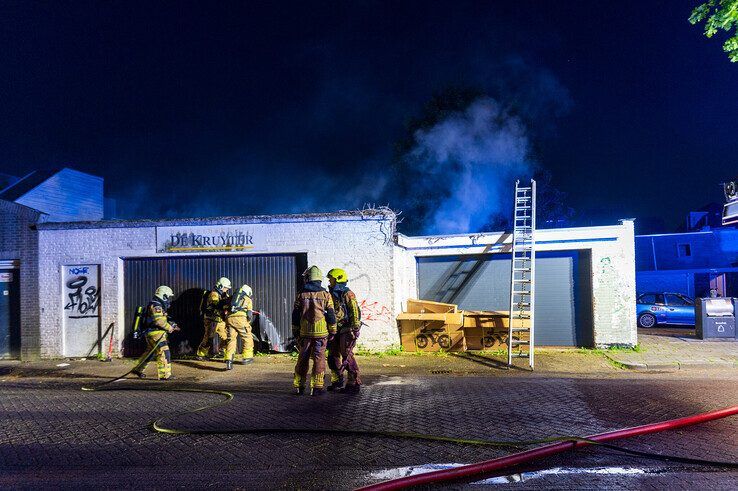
358;404;738;491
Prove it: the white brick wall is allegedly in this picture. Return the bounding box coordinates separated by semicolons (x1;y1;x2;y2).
26;212;636;358
394;221;637;347
32;212;398;357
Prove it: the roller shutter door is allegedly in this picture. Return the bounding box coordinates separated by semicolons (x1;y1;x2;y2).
123;254;306;355
417;250;593;346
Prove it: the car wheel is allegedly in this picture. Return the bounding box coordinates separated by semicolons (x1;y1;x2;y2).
638;313;657;328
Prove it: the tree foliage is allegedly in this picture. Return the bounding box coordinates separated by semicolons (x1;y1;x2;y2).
689;0;738;62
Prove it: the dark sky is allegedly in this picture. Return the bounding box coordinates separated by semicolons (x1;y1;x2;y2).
0;1;735;234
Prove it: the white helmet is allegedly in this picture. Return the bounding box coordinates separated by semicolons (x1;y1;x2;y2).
238;284;253;298
154;285;174;305
216;277;232;293
232;284;253;310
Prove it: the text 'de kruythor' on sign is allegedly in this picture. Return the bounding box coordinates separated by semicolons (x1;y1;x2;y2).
62;265;101;357
156;226;260;253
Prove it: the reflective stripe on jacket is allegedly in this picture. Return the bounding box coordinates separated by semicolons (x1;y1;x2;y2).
292;281;337;338
145;299;174;333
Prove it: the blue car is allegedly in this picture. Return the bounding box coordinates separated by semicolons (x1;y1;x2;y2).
636;292;695;327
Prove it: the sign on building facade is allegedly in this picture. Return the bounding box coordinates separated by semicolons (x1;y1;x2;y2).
62;264;100;357
156;225;260;253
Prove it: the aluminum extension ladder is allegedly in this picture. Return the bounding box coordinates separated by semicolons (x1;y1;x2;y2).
507;179;536;369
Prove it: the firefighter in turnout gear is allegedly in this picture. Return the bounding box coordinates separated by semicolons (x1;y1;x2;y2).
196;277;231;359
292;265;337;396
224;284;255;370
326;268;362;393
132;286;180;380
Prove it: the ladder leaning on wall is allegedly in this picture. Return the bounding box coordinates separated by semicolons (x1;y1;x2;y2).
507;179;536;369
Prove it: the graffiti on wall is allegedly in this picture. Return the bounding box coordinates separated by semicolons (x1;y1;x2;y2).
64;266;100;317
359;299;392;322
62;264;101;357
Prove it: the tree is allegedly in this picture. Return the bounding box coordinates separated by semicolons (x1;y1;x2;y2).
689;1;738;62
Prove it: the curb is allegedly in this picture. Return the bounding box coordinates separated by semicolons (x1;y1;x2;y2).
605;354;736;371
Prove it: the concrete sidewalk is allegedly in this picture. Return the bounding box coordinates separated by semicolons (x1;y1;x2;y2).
606;327;738;370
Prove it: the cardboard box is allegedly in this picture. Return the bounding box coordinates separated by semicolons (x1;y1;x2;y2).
461;311;528;350
406;299;457;314
397;317;465;352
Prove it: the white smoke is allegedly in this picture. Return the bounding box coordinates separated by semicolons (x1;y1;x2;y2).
409;97;532;234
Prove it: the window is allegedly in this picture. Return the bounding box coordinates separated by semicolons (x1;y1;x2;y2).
665;293;688;306
638;294;656;304
638;293;664;305
677;243;691;257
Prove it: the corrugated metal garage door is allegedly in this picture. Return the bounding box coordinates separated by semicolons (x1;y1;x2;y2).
417;251;593;346
123;254;306;355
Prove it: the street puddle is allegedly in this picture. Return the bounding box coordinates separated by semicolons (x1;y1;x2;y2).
474;466;649;484
370;464;650;483
374;377;412;386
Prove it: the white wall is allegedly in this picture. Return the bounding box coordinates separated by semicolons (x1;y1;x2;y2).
394;221;637;347
31;212;398;358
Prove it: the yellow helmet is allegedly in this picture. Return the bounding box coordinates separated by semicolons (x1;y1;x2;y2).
216;277;232;293
327;268;348;283
303;265;323;282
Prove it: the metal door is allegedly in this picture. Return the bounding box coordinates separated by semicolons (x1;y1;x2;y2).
123;254;306;355
0;267;20;358
417;250;593;346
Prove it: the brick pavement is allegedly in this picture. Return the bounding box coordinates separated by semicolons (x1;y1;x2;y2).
0;356;736;489
606;327;738;370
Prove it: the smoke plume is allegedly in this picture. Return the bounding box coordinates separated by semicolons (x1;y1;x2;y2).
405;97;532;234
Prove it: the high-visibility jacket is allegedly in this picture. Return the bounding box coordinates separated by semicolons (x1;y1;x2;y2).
330;285;361;332
144;299;175;333
291;281;337;338
203;290;228;322
228;293;253;324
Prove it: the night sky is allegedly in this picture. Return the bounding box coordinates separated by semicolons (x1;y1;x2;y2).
0;1;735;234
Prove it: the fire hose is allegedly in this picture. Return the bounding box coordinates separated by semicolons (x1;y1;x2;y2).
358;405;738;490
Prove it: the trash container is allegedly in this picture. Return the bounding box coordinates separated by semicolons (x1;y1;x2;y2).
695;298;736;339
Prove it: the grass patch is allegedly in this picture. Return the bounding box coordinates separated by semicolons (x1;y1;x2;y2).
470;348;507;356
605;357;628;370
578;344;642;356
354;345;404;358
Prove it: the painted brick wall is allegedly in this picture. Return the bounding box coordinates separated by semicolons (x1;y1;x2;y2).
32;213;397;357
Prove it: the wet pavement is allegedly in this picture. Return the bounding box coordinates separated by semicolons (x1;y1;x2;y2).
0;353;736;489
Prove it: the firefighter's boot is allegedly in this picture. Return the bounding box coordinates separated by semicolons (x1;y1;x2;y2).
240;358;254;365
225;359;233;370
327;375;344;392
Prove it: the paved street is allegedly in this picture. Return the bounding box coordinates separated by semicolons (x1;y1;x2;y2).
0;353;737;489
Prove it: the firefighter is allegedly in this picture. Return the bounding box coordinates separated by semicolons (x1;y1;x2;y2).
224;284;255;370
292;265;337;396
196;277;231;360
326;268;362;393
132;286;180;380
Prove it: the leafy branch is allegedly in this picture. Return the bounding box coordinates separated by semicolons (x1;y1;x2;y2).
689;0;738;62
